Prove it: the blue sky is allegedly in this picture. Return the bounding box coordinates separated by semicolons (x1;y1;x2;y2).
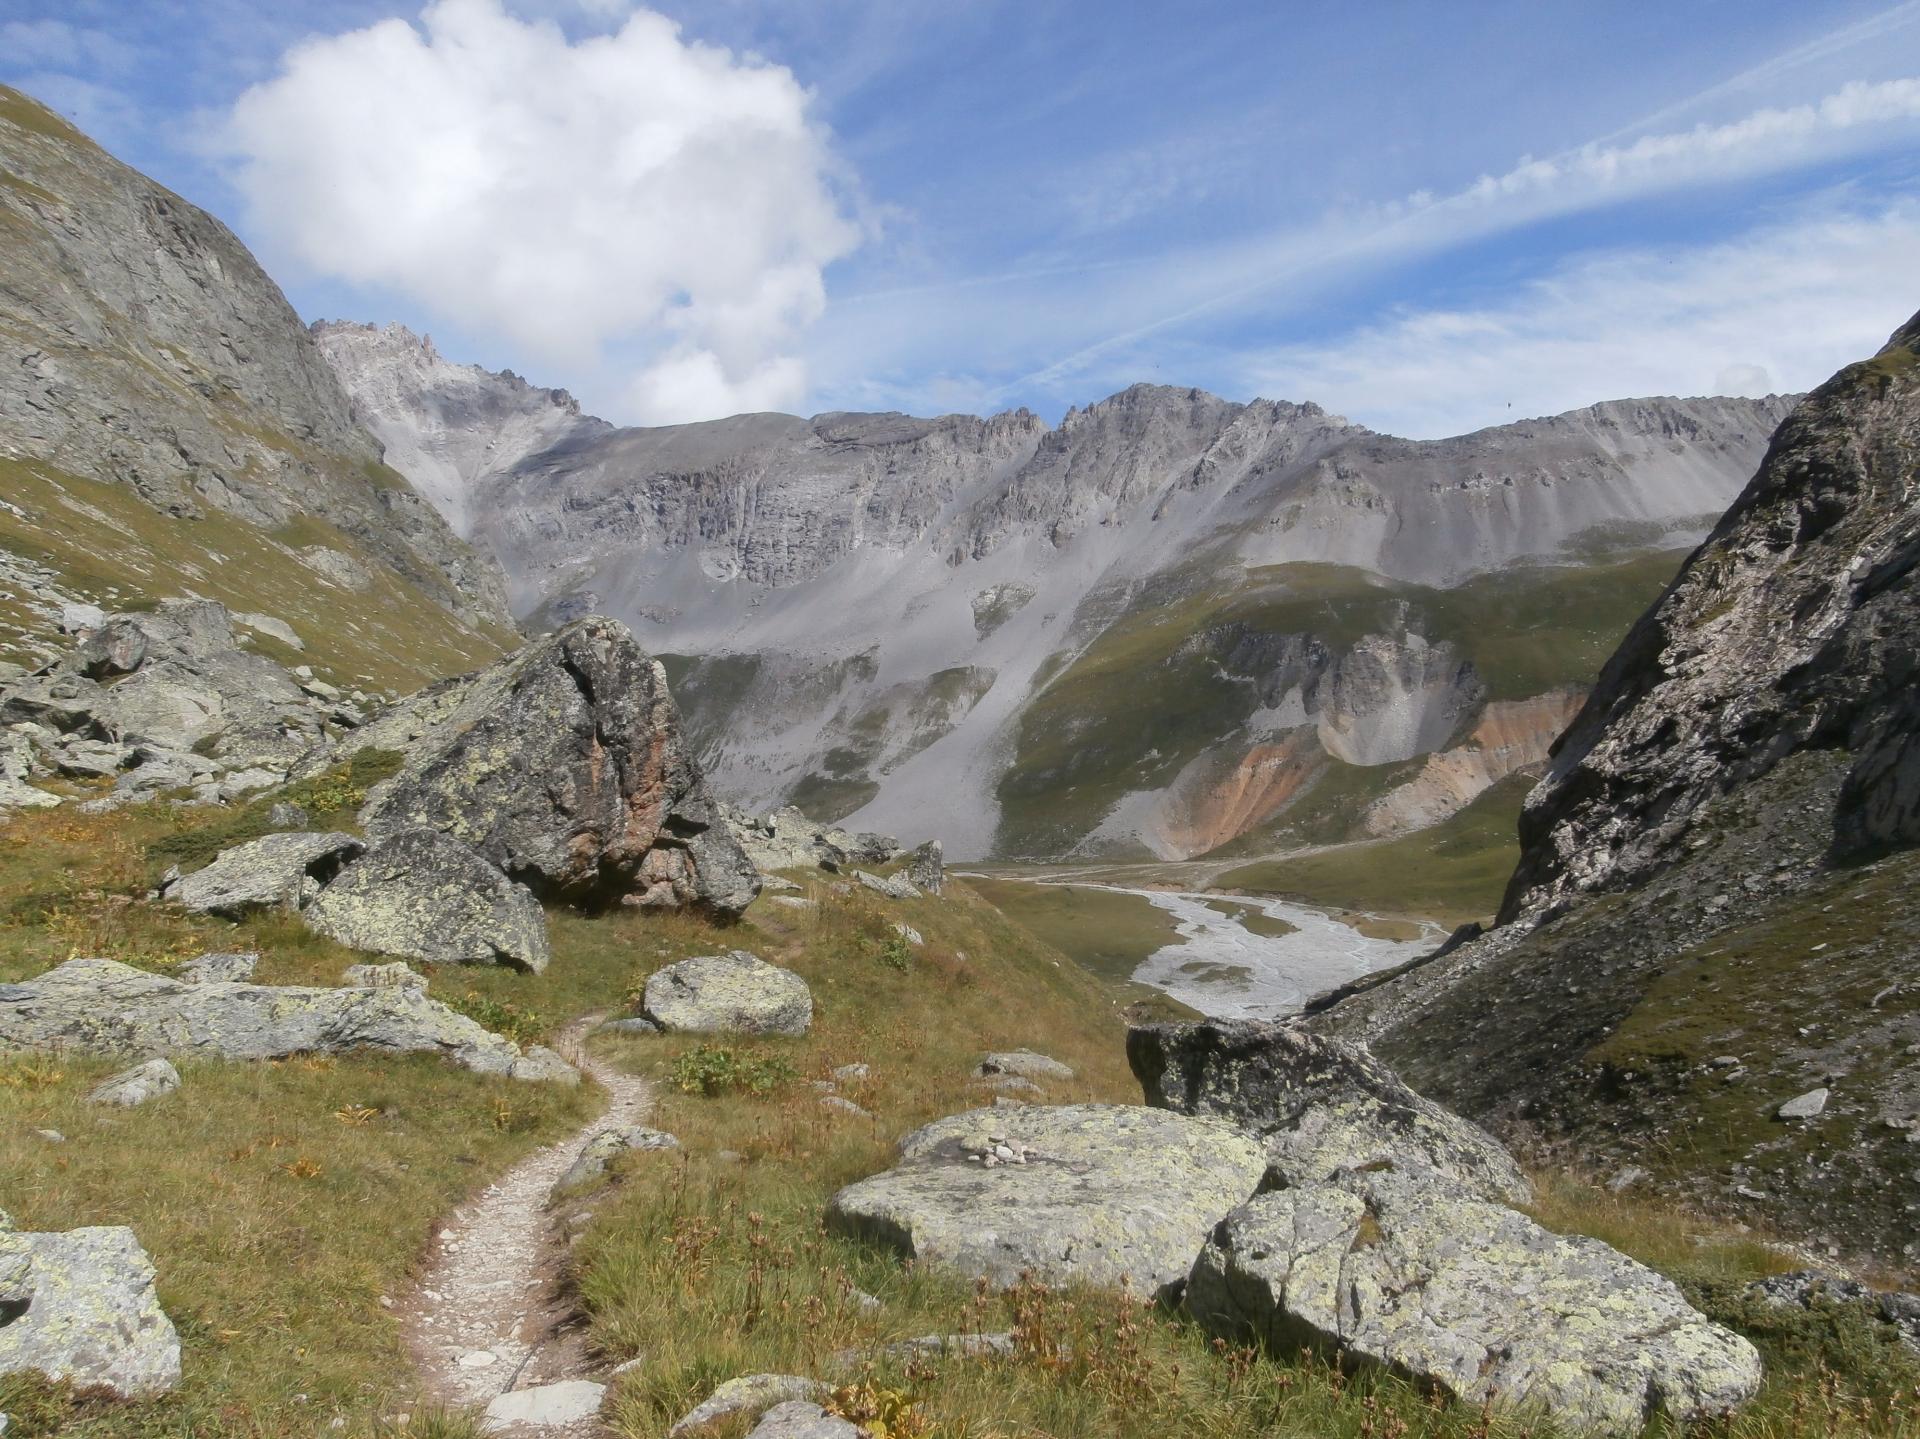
3;0;1919;434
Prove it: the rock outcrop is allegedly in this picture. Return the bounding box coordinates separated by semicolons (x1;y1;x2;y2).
1503;312;1920;918
1189;1169;1762;1434
0;1212;182;1400
0;601;376;805
720;804;902;875
1128;1020;1528;1203
0;958;574;1082
825;1104;1265;1299
641;952;812;1037
1312;310;1920;1267
303;828;551;973
350;618;758;916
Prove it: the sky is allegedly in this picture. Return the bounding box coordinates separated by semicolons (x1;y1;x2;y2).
3;0;1918;436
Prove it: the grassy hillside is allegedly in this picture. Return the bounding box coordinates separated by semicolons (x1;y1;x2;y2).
995;553;1681;857
1217;774;1533;929
0;458;513;691
576;873;1920;1439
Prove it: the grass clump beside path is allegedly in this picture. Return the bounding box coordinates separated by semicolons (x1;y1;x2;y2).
570;876;1920;1439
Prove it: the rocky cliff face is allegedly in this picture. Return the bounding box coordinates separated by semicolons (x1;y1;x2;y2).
0;87;514;678
319;308;1792;860
1502;312;1920;920
1316;310;1920;1267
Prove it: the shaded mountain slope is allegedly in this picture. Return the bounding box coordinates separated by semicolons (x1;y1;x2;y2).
1315;309;1920;1266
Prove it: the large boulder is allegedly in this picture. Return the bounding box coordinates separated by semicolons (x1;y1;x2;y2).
0;958;575;1083
1189;1169;1762;1434
161;832;364;918
0;1216;181;1400
826;1103;1265;1300
348;618;758;915
303;828;551;973
1129;1020;1528;1204
908;840;944;895
642;952;812;1036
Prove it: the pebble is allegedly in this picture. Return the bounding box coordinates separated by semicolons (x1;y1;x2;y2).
34;1129;63;1143
1777;1087;1831;1121
457;1350;498;1369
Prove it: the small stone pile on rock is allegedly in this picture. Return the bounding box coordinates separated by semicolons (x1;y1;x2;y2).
958;1129;1042;1168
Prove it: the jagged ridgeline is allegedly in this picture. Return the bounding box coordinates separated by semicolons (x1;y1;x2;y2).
0;87;517;691
1316;309;1920;1266
317;320;1795;862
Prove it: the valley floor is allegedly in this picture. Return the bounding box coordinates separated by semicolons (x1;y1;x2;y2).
4;786;1919;1438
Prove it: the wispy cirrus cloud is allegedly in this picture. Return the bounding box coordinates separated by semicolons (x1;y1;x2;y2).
1234;202;1920;438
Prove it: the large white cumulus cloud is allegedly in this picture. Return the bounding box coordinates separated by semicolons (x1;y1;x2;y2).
224;0;861;422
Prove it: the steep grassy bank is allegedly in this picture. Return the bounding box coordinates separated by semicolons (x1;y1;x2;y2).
0;457;513;691
995;554;1682;856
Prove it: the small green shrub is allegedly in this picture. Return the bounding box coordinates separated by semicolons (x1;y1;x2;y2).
668;1044;794;1097
445;990;546;1048
872;933;914;972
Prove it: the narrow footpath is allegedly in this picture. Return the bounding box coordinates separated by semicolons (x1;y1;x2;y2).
400;1014;652;1431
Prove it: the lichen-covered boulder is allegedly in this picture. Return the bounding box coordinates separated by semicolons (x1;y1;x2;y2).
642;952;812;1036
826;1103;1265;1300
668;1375;828;1439
0;958;575;1083
303;828;551;973
908;840;944;895
1129;1019;1528;1204
85;1058;180;1108
0;1220;181;1399
348;618;759;916
1189;1169;1762;1434
161;832;363;917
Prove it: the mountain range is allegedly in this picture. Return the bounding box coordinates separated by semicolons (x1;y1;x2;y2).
316;319;1794;860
